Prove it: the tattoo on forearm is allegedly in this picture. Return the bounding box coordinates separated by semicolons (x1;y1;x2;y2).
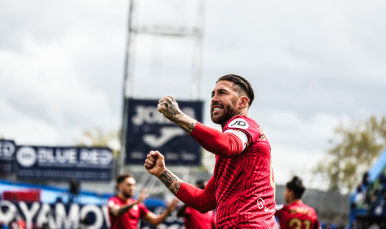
176;115;196;134
163;99;196;134
171;182;181;195
158;170;182;195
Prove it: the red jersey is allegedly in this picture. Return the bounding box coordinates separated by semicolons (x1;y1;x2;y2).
184;206;215;229
107;196;149;229
275;201;320;229
214;115;276;228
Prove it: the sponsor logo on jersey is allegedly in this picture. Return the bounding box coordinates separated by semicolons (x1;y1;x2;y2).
228;118;249;129
257;197;276;213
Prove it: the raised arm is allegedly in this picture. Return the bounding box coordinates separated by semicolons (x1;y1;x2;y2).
157;96;245;157
157;96;197;134
142;198;179;226
144;151;217;213
109;189;148;217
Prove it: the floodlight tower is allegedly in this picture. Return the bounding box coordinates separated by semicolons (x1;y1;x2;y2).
117;0;206;184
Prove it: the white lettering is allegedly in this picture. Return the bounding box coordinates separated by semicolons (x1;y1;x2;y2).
181;153;196;161
80;149;112;164
80;205;103;229
0;200;17;224
36;203;56;228
130;152;145;159
68;149;77;164
102;205;110;228
131;106;174;126
55;203;79;229
165;153;179;160
19;201;40;229
37;148;78;164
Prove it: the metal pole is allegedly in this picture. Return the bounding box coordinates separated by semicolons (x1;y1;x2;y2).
118;0;135;176
191;0;206;100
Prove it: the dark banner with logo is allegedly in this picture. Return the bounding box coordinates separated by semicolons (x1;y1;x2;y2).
370;203;386;217
125;99;203;165
0;140;16;175
16;146;113;181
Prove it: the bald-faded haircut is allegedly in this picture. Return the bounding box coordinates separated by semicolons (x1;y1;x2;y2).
216;74;254;107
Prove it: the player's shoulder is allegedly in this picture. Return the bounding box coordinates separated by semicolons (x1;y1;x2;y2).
223;115;268;144
225;115;259;129
108;196;119;202
107;196;121;208
298;202;318;218
223;115;259;130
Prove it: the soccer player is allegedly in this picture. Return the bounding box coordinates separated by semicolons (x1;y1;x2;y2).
145;74;276;228
107;173;179;229
275;176;321;229
176;180;216;229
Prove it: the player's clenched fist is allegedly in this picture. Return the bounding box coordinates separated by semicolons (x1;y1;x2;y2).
157;95;183;122
144;151;167;177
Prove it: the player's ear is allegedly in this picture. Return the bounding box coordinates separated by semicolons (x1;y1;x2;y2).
239;96;249;109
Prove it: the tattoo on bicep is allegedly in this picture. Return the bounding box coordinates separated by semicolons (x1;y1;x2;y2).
158;170;182;195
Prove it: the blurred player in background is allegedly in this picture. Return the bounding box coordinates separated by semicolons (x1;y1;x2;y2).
176;180;216;229
145;74;276;228
107;173;179;229
275;176;321;229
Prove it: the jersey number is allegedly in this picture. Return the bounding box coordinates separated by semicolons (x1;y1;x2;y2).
270;158;275;200
289;219;311;229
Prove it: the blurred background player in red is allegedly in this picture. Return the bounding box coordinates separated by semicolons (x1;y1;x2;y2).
275;176;321;229
145;74;276;228
176;180;216;229
107;173;179;229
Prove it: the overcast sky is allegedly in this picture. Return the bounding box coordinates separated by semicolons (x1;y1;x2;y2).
1;0;386;187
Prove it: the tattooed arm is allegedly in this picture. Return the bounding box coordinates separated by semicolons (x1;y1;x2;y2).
144;151;217;213
144;151;182;194
157;95;196;134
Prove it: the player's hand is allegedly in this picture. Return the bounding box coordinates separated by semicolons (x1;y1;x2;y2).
144;151;167;177
157;95;183;122
167;198;180;212
136;188;149;204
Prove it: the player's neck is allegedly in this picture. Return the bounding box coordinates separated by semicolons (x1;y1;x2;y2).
288;199;302;205
221;109;248;128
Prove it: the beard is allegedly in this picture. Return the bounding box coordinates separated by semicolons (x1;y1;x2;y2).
122;191;133;199
211;103;237;126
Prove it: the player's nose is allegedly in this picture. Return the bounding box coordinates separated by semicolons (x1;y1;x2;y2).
211;94;220;104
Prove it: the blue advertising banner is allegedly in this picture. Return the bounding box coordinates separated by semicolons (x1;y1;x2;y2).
16;146;113;181
0;139;16;175
125;99;203;165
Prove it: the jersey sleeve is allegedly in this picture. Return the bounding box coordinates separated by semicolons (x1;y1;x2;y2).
274;204;285;219
185;206;192;216
223;116;261;144
190;122;244;157
176;176;217;214
138;203;150;218
107;198;120;215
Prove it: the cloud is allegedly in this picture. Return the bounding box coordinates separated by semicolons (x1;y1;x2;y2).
1;0;386;188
